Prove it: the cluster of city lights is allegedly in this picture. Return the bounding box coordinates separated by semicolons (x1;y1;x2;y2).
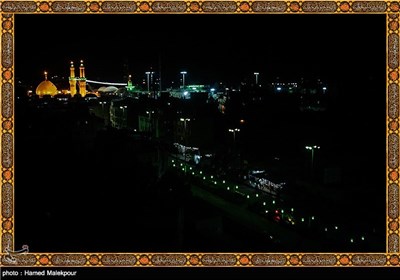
169;158;367;245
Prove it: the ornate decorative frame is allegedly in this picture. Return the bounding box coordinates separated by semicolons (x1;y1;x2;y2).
0;0;398;268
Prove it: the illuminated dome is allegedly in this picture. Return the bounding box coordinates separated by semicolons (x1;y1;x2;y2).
36;71;58;97
98;86;107;92
104;86;118;93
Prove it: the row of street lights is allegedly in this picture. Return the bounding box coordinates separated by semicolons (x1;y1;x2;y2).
172;158;366;247
143;70;274;91
144;70;188;93
176;115;319;177
143;71;327;93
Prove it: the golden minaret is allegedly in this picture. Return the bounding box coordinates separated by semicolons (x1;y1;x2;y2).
69;61;77;96
79;60;87;97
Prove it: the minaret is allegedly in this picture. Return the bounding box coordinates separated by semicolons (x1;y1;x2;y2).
79;60;86;97
69;61;77;96
128;74;132;87
44;71;48;80
126;74;135;92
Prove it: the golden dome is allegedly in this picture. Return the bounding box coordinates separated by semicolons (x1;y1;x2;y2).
36;71;58;97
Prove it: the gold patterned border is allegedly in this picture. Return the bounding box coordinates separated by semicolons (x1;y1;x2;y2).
0;253;399;266
0;1;399;13
0;0;399;267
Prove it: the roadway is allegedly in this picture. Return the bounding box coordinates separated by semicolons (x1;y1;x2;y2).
169;155;322;250
190;181;319;250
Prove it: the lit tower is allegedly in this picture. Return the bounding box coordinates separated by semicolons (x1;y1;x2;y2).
79;60;87;97
126;74;135;93
69;61;77;96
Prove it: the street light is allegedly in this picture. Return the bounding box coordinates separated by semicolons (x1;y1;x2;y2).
254;72;259;85
305;145;320;173
228;128;240;142
180;71;187;89
119;105;127;128
180;118;190;131
228;128;241;166
180;118;190;167
309;216;315;227
99;101;107;126
145;72;151;93
145;71;154;93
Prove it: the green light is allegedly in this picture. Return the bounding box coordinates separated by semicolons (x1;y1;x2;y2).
203;177;206;180
246;195;250;199
301;218;305;222
182;168;184;171
256;194;259;197
200;171;202;174
172;160;174;163
211;176;213;179
291;208;294;212
272;200;275;204
263;202;266;206
281;210;284;214
227;187;230;190
192;172;195;175
214;181;217;185
180;163;183;166
236;186;238;189
190;167;192;170
173;164;176;167
222;180;225;184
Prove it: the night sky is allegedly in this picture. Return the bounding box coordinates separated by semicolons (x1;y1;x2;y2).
15;14;387;177
15;14;385;88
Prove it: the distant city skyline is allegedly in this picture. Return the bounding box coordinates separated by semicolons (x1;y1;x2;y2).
16;14;384;89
